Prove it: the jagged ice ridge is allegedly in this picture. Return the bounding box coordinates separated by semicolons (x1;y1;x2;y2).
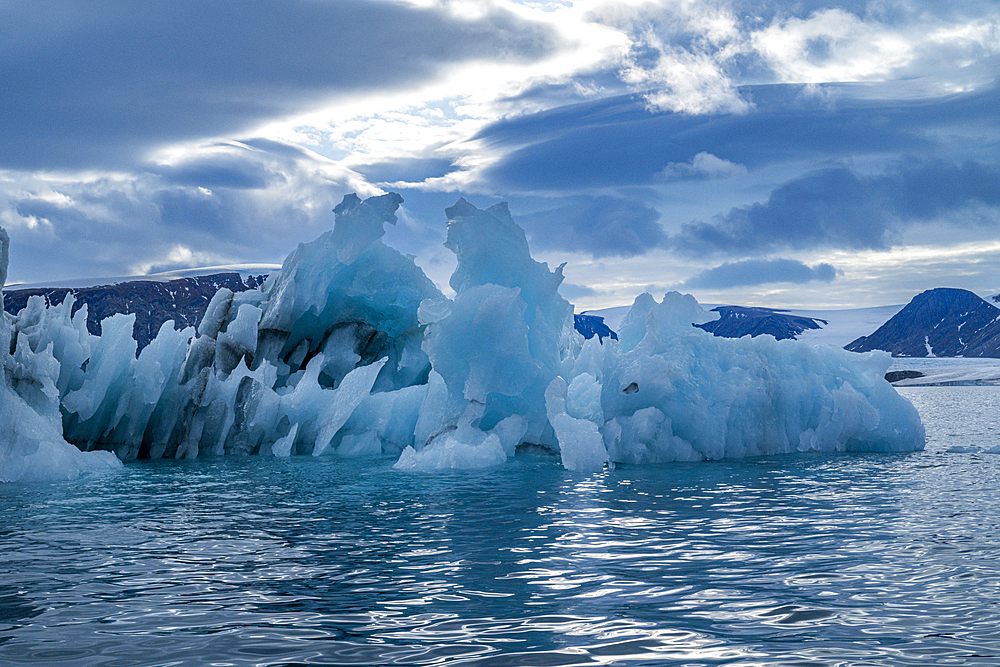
1;194;925;481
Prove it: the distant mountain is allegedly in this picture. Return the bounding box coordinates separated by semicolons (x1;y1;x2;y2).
845;288;1000;357
584;303;903;349
573;314;617;341
695;305;828;341
3;273;267;350
587;289;1000;362
4;271;620;351
8;273;995;360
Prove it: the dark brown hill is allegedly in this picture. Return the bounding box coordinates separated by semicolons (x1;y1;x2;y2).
3;273;266;351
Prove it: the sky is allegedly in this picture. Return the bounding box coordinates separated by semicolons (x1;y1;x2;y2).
1;0;998;310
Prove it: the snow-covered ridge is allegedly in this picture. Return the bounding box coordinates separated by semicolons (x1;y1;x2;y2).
6;264;281;291
789;305;906;348
586;303;905;349
588;298;1000;385
887;358;1000;386
592;294;1000;356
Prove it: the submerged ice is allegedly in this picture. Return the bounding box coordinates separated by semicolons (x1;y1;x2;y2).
1;193;924;479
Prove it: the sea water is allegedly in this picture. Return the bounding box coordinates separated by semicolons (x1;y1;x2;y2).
2;386;1000;666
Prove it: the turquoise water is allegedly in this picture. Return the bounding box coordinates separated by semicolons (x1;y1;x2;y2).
2;386;1000;666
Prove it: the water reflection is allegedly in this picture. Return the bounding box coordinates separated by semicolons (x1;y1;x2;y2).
2;388;1000;664
0;585;42;645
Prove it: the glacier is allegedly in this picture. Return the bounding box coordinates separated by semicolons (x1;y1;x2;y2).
0;193;924;479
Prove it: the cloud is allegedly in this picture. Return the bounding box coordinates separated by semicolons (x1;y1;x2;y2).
0;139;370;283
673;167;891;255
522;196;666;258
671;157;1000;256
594;0;1000;113
752;6;1000;91
580;0;1000;118
2;0;998;307
682;258;839;290
475;83;999;192
657;152;747;181
135;244;227;276
558;282;599;300
353;157;458;185
154;153;280;190
889;156;1000;219
0;0;559;170
492;68;628;114
587;0;751;114
153;189;230;233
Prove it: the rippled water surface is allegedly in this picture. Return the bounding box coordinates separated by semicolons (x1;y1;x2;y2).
3;386;1000;666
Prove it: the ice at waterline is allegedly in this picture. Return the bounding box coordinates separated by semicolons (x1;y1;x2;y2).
0;194;924;482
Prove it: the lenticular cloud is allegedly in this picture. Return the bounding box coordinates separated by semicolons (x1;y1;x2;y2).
1;193;924;481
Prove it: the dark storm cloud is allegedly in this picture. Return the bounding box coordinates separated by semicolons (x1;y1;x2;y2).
0;0;558;170
682;258;838;290
476;84;998;191
672;158;1000;257
522;196;666;258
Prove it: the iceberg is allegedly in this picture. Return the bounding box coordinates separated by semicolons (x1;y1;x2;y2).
593;292;923;467
1;192;925;479
0;228;121;482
